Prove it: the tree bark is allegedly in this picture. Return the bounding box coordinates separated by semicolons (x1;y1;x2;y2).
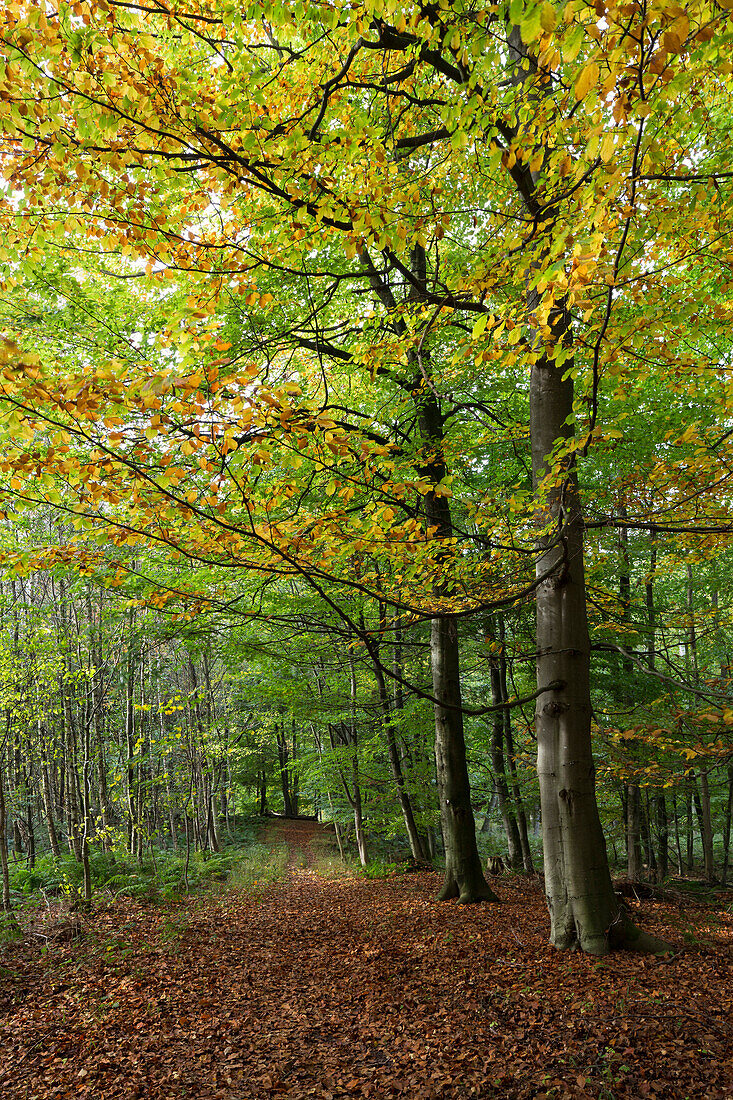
497;620;535;874
276;722;293;818
722;766;733;887
431;615;498;901
502;22;663;952
529;300;663;952
487;622;522;868
656;793;669;881
358;243;492;901
418;393;497;903
0;746;12;911
694;770;715;884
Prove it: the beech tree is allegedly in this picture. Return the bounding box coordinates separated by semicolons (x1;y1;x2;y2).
1;0;733;950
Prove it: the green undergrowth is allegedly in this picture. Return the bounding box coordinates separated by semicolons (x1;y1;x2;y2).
361;859;413;879
9;846;241;904
229;840;289;890
311;850;354;878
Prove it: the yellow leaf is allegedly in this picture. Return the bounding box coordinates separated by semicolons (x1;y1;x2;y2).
540;3;557;32
574;63;599;101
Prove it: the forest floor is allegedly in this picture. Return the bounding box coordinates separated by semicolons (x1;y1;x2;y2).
1;819;733;1100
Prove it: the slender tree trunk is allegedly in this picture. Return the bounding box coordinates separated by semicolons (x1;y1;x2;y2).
358;244;492;901
40;752;61;858
497;620;534;874
347;657;368;867
626;785;643;882
0;745;12;911
352;766;368;867
166;780;179;851
368;632;429;865
672;791;684;875
722;766;733;887
207;791;220;853
276;723;293;817
656;793;668;881
418;393;496;903
125;651;137;857
641;793;656;880
619;514;643;882
487;625;521;868
649;551;669;876
695;771;715;884
685;779;694;875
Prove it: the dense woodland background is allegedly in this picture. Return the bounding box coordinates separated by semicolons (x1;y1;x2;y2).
0;0;731;959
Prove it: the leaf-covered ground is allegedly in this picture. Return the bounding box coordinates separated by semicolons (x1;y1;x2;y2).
2;820;732;1100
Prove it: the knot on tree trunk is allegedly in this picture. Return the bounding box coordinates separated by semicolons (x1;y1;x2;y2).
559;788;575;813
543;700;570;715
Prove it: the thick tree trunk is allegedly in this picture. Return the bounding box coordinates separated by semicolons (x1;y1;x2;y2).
530;314;663;953
500;20;665;951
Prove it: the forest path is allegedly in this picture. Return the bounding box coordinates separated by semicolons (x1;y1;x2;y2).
2;837;732;1100
261;815;330;875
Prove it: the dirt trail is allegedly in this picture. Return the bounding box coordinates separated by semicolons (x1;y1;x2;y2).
1;821;732;1099
262;817;326;874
